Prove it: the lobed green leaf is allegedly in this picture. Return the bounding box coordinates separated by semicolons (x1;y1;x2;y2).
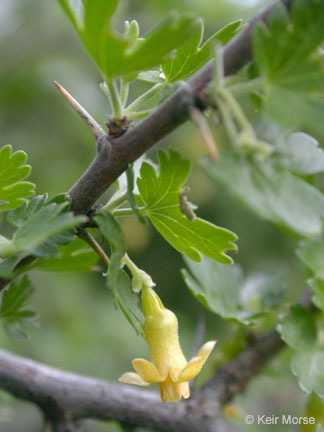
1;196;86;258
57;0;200;79
182;255;284;324
0;145;35;211
252;0;324;133
204;152;324;237
137;150;237;264
162;19;242;83
277;305;317;351
32;238;98;272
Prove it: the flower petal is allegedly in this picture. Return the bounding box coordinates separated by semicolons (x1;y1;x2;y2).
118;372;150;386
176;340;216;383
180;381;190;399
132;358;162;383
159;375;183;403
197;340;217;359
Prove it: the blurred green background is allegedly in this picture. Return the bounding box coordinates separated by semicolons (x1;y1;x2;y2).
0;0;311;431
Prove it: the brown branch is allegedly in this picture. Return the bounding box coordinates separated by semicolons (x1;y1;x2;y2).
0;292;311;430
194;329;284;415
0;349;241;432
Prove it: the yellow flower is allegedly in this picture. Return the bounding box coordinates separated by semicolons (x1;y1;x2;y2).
119;287;216;403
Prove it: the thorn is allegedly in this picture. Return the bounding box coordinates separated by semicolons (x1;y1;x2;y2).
190;106;219;161
53;81;105;138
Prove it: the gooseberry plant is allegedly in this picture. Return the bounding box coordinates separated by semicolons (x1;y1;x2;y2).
2;0;324;429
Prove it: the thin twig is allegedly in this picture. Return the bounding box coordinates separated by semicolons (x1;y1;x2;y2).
77;229;109;265
53;81;105;138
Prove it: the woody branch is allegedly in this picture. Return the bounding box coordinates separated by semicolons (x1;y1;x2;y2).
0;326;283;432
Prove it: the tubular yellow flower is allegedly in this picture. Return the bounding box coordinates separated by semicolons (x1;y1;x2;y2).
119;287;216;403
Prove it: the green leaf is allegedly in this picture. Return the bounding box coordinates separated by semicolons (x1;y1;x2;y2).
137;150;237;264
1;199;86;258
297;240;324;280
255;118;324;175
162;19;242;83
109;269;144;335
273;132;324;175
0;145;35;212
277;305;317;351
308;279;324;312
292;350;324;398
95;211;143;334
138;71;165;84
253;0;324;133
276;300;324;399
253;0;324;79
182;255;284;324
264;86;324;136
204;152;324;237
7;194;48;227
31;238;98;272
58;0;200;79
0;255;22;278
0;276;37;340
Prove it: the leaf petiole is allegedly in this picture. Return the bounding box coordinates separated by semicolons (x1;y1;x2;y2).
104;193;128;212
100;80;124;119
125;83;165;114
112;208;142;217
227;77;264;96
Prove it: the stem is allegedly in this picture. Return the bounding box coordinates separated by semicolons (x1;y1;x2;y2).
219;89;254;136
112;208;137;217
213;44;224;91
126;83;164;113
78;230;109;265
227;77;264;96
120;78;130;108
216;97;239;146
127;110;154;120
121;253;155;292
104;193;128;211
101;80;123;119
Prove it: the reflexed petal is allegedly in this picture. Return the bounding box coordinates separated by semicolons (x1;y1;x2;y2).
132;358;162;383
197;340;217;359
180;381;190;399
176;340;216;383
118;372;150;386
176;356;201;382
